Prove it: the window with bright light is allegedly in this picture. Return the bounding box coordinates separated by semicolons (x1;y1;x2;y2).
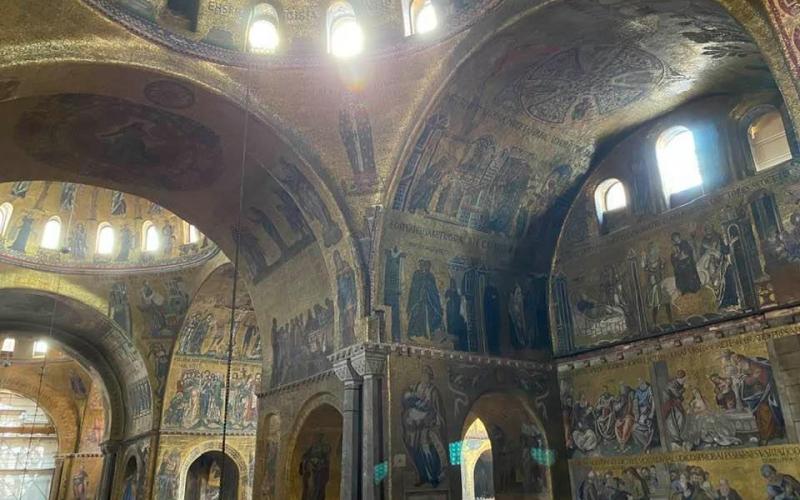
0;203;12;237
328;2;363;58
40;217;61;250
96;223;115;255
143;222;160;252
0;391;57;499
414;0;437;34
248;3;280;54
1;338;15;353
748;110;792;172
187;224;201;244
32;340;47;359
594;178;627;221
656;127;703;203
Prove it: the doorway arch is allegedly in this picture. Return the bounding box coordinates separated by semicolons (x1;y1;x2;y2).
288;402;343;500
184;451;239;500
461;417;495;500
461;392;551;499
122;455;138;500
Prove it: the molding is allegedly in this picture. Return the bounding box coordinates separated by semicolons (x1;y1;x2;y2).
557;312;800;373
257;369;335;398
158;430;256;437
570;445;800;468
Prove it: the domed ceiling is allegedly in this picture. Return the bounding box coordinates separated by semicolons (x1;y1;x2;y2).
84;0;497;65
391;0;778;268
0;181;219;273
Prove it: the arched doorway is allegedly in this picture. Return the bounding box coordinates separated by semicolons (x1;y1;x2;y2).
184;451;239;500
122;456;138;500
0;390;58;499
461;417;495;500
462;393;550;500
289;403;342;500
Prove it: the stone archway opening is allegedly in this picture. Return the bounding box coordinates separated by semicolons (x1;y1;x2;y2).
184;451;239;500
289;403;342;500
122;455;138;500
461;417;495;500
462;392;550;500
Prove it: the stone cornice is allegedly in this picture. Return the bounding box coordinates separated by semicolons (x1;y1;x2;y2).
158;430;256;437
328;341;553;371
570;444;800;468
257;368;335;398
557;313;800;374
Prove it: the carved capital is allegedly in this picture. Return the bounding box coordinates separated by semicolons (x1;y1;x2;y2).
351;350;386;378
100;440;121;455
333;359;362;386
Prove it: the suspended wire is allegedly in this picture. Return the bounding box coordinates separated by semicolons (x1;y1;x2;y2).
219;35;253;498
18;183;76;498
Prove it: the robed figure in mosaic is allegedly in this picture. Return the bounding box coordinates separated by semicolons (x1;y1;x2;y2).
402;365;447;487
407;260;443;340
300;434;331;500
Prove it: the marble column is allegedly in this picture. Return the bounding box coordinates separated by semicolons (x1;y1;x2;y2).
352;350;386;500
48;457;64;500
334;358;363;500
98;441;119;500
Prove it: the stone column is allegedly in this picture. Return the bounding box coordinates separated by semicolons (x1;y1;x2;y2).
98;441;119;500
48;457;64;500
352;350;386;500
334;358;363;500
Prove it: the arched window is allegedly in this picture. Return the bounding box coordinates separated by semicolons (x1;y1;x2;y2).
0;202;13;237
594;178;627;221
143;221;160;252
96;223;115;255
410;0;438;35
40;217;61;250
656;126;703;206
0;391;58;498
248;3;280;54
32;340;48;359
187;224;201;244
327;2;363;58
1;337;15;353
748;109;792;172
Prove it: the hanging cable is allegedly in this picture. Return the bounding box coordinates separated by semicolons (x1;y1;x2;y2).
19;182;75;498
219;34;254;499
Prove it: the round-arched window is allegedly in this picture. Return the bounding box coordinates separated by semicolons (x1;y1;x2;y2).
594;178;627;221
327;2;363;58
96;223;115;255
656;126;703;204
40;217;61;250
143;221;160;252
748;109;792;172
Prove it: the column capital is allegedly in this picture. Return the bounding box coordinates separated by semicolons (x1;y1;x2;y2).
332;358;362;386
351;349;386;378
99;440;120;455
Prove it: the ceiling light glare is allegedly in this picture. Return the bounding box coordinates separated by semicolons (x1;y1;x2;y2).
416;2;438;34
331;18;364;59
249;18;280;54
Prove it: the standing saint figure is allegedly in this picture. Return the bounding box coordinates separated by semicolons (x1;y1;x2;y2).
401;365;447;487
670;232;702;294
300;434;331;500
407;260;443;340
334;251;357;346
72;465;89;500
662;370;688;449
